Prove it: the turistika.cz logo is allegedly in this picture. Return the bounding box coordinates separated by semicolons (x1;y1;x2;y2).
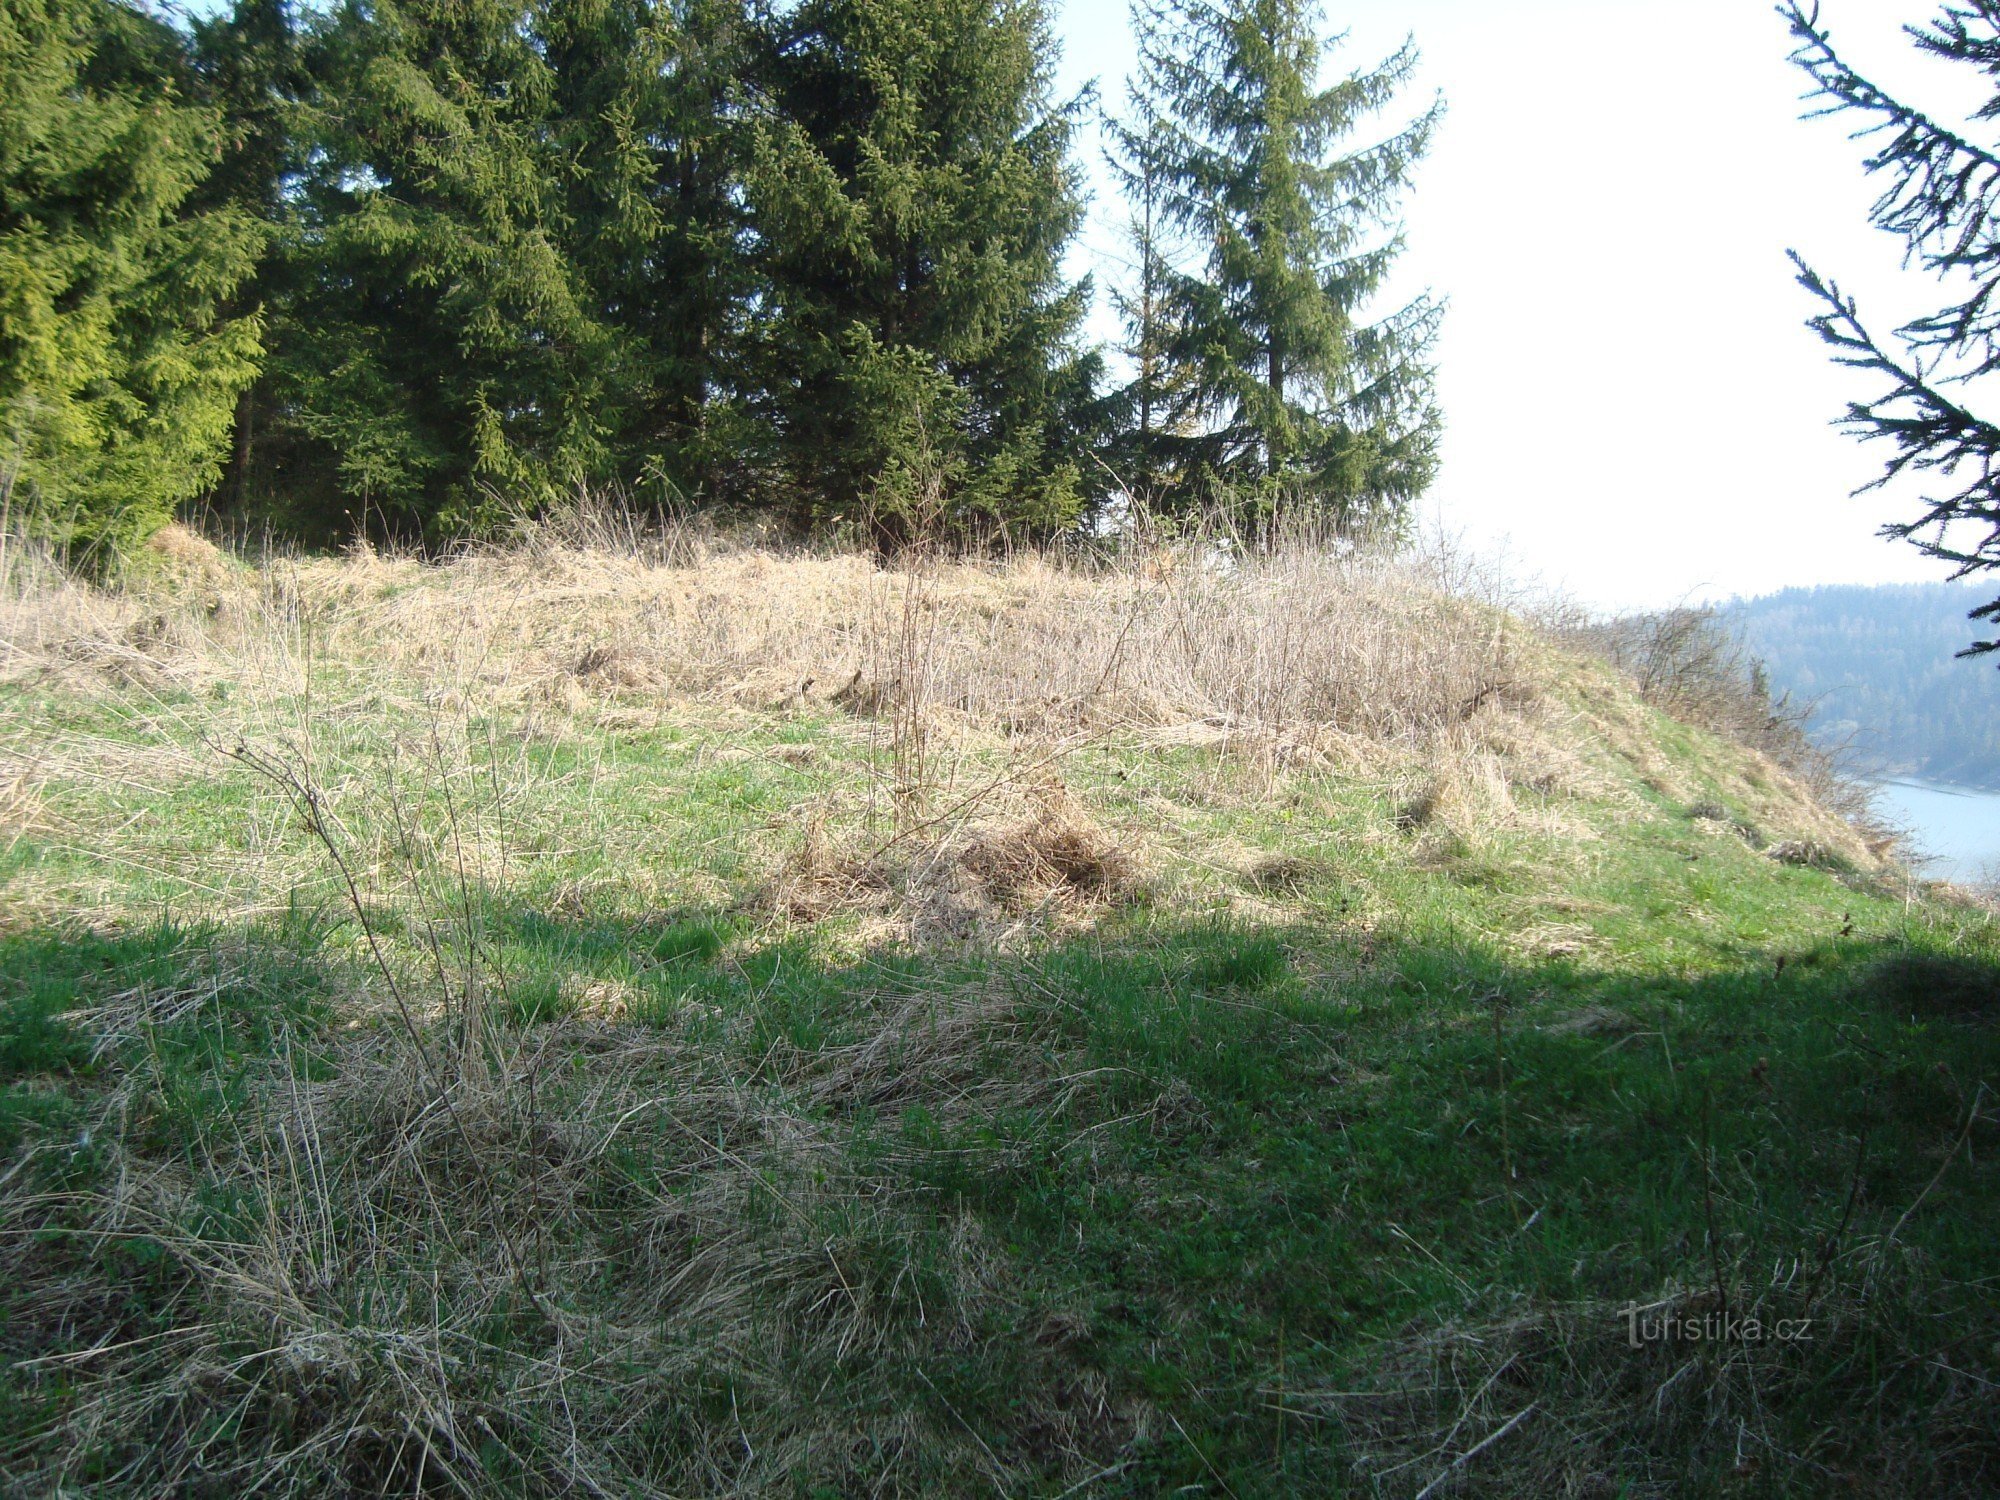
1623;1304;1815;1348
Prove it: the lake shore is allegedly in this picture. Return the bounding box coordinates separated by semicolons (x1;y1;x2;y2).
1874;777;2000;886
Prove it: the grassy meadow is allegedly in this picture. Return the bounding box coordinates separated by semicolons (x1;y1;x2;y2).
1;524;1996;1496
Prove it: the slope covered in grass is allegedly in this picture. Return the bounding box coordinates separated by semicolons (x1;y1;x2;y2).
1;529;1995;1496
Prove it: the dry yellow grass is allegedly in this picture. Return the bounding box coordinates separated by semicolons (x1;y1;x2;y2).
11;525;1510;733
0;521;1885;900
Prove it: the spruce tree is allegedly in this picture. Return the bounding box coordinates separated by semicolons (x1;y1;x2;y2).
1128;0;1441;528
0;0;264;559
745;0;1095;544
188;0;309;514
540;0;753;501
1105;91;1187;503
267;0;625;539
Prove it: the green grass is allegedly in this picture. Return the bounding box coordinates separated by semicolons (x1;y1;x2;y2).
1;643;1996;1495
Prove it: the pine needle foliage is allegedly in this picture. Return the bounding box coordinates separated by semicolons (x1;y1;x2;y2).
0;0;1450;555
745;0;1098;545
1104;69;1195;504
1122;0;1442;529
539;0;757;504
1787;0;2000;659
262;0;628;539
0;0;265;563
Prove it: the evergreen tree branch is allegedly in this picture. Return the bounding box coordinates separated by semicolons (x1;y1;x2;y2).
1784;1;2000;271
1793;250;2000;652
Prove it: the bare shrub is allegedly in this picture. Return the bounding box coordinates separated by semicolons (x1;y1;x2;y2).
885;558;939;832
1571;607;1819;772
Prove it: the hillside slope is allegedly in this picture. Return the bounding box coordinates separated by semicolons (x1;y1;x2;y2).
1;532;1995;1496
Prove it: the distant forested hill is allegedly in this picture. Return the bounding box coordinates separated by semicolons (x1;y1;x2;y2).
1722;582;2000;790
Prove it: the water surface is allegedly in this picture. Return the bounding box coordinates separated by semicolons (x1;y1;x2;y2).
1873;778;2000;886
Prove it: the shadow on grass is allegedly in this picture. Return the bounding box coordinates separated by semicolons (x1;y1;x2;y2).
1;901;1996;1496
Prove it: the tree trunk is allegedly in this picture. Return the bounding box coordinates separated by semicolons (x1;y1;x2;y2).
1267;333;1284;477
231;385;256;509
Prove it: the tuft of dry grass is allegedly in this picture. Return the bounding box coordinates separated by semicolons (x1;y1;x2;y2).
764;774;1142;945
0;745;1137;1497
954;778;1138;908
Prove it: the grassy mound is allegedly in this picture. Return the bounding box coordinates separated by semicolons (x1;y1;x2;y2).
0;532;1994;1495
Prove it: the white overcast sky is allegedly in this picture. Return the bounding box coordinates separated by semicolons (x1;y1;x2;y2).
1051;0;1991;611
